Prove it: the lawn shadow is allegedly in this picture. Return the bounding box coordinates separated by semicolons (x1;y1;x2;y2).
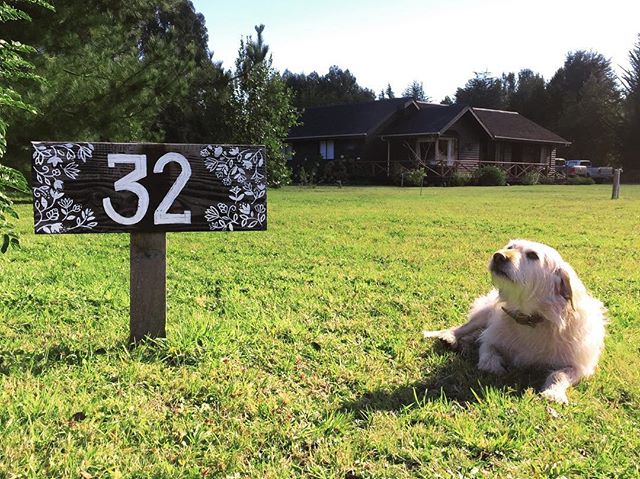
131;338;207;368
342;341;548;415
0;343;111;376
0;334;212;376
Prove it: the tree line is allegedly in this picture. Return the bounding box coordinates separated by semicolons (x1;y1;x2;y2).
2;0;297;187
2;0;640;185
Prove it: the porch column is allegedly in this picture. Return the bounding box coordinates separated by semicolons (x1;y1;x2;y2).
434;138;439;165
386;140;391;177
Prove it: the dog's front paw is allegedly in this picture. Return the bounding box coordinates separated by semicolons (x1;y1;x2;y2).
478;354;506;376
541;388;569;405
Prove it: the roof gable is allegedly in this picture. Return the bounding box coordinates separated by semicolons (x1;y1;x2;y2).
381;103;468;137
471;108;570;145
287;98;413;140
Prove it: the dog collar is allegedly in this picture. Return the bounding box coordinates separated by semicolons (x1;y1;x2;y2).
501;307;545;328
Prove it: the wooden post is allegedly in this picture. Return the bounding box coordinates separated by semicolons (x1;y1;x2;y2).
130;232;166;343
611;168;622;199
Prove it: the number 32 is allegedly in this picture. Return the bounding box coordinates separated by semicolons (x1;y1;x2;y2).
102;153;192;225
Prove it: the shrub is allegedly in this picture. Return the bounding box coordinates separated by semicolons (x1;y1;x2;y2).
449;171;471;187
298;166;316;186
295;156;321;185
538;175;557;185
521;171;540;185
567;176;596;185
322;157;355;184
472;165;507;186
403;168;426;186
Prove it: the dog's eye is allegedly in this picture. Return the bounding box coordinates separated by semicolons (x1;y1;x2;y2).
507;245;516;250
526;251;539;260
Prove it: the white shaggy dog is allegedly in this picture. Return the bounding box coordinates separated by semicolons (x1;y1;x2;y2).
423;239;606;404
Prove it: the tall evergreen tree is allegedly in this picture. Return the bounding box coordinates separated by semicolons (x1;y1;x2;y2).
283;67;375;109
0;0;53;252
229;26;298;187
506;69;548;123
385;83;395;99
546;51;621;163
5;0;227;172
402;80;428;101
621;35;640;172
455;72;506;109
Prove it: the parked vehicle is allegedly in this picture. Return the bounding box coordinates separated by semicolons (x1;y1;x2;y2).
565;159;589;177
565;159;614;182
587;164;614;183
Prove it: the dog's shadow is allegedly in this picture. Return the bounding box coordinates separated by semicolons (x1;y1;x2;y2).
341;342;548;415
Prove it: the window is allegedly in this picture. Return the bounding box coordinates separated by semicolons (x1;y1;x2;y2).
417;138;457;164
319;140;334;160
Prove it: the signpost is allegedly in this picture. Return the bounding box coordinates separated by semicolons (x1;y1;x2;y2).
31;142;267;343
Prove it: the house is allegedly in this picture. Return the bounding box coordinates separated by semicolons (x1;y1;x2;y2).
286;98;570;183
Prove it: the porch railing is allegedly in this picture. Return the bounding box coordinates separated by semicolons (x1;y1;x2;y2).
357;159;567;182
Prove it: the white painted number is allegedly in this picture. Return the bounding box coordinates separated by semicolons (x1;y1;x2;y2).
153;152;192;224
103;154;149;225
103;153;192;226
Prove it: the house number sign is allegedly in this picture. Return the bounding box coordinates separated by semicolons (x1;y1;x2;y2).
31;141;268;343
31;142;267;234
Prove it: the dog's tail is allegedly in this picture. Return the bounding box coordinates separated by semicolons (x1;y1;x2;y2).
422;328;458;346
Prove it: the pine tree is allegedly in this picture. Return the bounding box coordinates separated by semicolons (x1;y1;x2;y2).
547;51;621;163
0;0;53;253
455;72;505;109
230;26;298;187
621;35;640;172
4;0;222;171
403;81;428;101
385;83;395;99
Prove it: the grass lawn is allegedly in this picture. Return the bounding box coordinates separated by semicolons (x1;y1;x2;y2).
1;185;639;478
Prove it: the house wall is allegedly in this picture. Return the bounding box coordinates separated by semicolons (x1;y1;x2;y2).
492;141;556;165
444;111;487;166
289;138;366;161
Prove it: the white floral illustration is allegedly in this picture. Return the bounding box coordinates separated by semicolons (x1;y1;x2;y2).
32;142;98;233
201;145;267;231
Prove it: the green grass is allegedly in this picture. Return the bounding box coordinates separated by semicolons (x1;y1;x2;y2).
1;185;639;478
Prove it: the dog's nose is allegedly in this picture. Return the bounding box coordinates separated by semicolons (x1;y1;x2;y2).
493;252;509;264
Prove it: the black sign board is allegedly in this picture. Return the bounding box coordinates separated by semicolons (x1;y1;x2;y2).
31;142;267;234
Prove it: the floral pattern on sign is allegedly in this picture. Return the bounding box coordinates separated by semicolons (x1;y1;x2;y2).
201;145;266;231
32;143;98;233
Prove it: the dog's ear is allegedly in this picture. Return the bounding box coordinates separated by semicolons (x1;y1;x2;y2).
555;266;575;310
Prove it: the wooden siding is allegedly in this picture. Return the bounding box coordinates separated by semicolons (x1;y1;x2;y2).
459;142;480;161
445;111;485;163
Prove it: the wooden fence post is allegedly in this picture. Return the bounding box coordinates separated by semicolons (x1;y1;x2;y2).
611;168;622;199
130;232;166;343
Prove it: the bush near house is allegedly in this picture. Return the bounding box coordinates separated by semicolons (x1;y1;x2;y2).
472;165;507;186
521;171;541;185
568;176;596;185
448;171;472;187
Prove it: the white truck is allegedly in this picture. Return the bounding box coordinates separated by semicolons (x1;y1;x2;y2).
565;160;614;182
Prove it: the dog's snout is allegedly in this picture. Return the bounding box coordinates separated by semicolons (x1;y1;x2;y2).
493;252;509;264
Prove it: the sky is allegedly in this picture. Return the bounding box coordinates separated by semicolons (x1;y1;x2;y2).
192;0;640;101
